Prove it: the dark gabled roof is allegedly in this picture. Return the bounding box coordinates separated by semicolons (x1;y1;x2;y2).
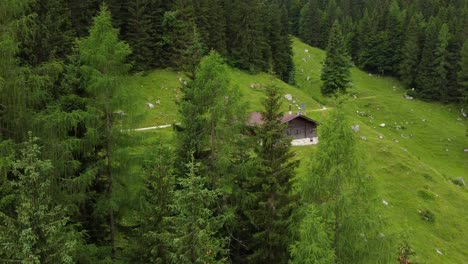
248;112;318;126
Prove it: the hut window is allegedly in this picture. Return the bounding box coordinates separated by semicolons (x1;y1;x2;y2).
295;129;299;135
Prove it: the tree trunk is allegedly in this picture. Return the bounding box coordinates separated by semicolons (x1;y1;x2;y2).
106;111;116;259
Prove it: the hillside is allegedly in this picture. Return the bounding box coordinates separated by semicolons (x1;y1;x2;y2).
128;38;468;263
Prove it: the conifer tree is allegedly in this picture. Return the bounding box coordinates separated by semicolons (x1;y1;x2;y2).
385;0;406;75
399;14;424;87
298;0;322;47
225;0;267;72
125;141;175;263
321;21;352;95
193;0;227;54
0;133;80;263
79;4;131;258
269;0;294;83
246;85;299;263
299;102;391;263
457;38;468;105
415;19;449;100
164;158;227;263
290;205;335;264
126;0;154;71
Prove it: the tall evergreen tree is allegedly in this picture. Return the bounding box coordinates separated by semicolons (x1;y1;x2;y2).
79;4;132;258
399;14;424;88
385;0;406;75
246;85;299;263
290;205;335;264
321;21;352;95
193;0;227;54
126;0;154;71
298;0;322;47
415;19;449;100
457;38;468;105
299;102;391;263
164;158;227;263
0;133;80;263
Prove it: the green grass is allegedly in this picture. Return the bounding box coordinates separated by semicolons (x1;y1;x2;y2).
123;38;468;263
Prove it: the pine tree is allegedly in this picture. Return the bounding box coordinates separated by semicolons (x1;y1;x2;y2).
225;0;267;72
246;85;299;263
290;205;335;264
268;0;294;83
126;0;154;71
299;102;391;263
193;0;227;54
19;0;75;66
79;4;131;258
399;14;424;88
164;158;227;263
415;19;449;100
124;141;175;263
298;0;322;47
385;0;406;75
0;133;80;263
321;21;352;95
457;38;468;105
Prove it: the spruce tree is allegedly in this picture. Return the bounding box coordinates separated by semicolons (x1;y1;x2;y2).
290;205;335;264
79;4;131;258
385;0;406;75
246;85;299;263
415;19;449;100
124;141;175;263
457;38;468;105
164;158;227;263
298;0;322;47
126;0;154;71
299;102;391;263
0;133;80;263
321;21;352;95
399;14;424;88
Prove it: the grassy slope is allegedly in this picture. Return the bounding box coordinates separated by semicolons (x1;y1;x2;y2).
294;37;468;263
125;39;467;263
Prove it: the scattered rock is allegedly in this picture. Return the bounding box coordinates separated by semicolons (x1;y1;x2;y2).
382;200;389;206
352;125;360;133
368;73;373;76
452;177;466;187
401;134;409;139
306;76;310;81
464;148;468;152
422;118;427;122
156;100;161;105
360;136;367;141
404;94;414;100
304;49;309;53
378;135;384;139
146;103;155;109
183;81;188;86
284;94;293;101
393;139;399;143
302;58;306;63
446;148;449;152
379;123;386;128
436;249;443;255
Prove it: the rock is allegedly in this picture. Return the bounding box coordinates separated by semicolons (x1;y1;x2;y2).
422;118;427;122
378;135;384;139
156;100;161;105
382;200;389;206
304;49;309;53
368;73;373;76
360;136;367;141
250;83;255;89
401;134;409;139
464;148;468;152
306;76;310;81
183;81;188;86
436;249;443;255
146;103;155;109
404;94;414;100
302;58;306;62
352;125;360;133
284;94;293;101
379;123;386;128
456;177;466;187
393;139;399;143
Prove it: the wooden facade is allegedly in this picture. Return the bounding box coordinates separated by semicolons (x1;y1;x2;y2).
248;112;318;140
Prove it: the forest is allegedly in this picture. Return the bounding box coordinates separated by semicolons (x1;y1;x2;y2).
0;0;467;263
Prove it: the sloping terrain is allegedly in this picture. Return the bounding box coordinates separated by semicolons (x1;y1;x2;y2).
126;38;467;263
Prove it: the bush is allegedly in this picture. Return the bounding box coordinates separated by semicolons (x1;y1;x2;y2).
419;209;435;222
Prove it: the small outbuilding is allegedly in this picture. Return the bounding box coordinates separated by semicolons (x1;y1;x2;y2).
248;112;319;145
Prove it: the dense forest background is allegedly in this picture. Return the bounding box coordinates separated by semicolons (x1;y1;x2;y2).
0;0;467;263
